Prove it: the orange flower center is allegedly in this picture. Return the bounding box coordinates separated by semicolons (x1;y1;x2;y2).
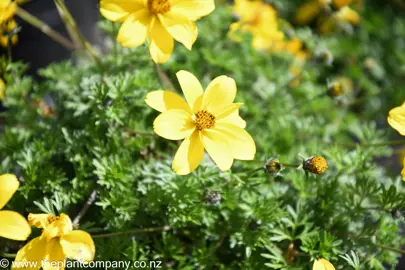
195;110;215;130
148;0;171;14
47;215;61;224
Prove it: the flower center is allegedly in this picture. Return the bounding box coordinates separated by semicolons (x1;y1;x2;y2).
148;0;171;14
195;110;215;130
47;215;61;224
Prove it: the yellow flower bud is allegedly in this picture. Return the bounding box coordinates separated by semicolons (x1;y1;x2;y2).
265;158;282;175
327;82;344;97
303;156;328;174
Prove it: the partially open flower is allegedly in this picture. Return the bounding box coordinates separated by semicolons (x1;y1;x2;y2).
265;158;282;175
327;82;344;97
303;156;328;174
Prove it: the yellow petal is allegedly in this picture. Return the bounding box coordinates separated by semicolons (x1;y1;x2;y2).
43;213;73;240
336;6;360;25
200;130;233;171
100;0;145;22
159;13;197;50
201;76;237;115
28;213;53;229
0;77;5;100
218;109;246;128
402;157;405;181
388;102;405;136
149;18;174;63
0;174;19;209
172;0;215;20
332;0;353;9
60;230;95;262
0;0;16;24
43;239;66;270
215;103;242;120
145;90;191;113
13;237;47;270
176;70;204;110
153;109;195;140
294;0;322;25
313;258;335;270
117;10;151;47
172;130;204;175
0;210;31;241
214;123;256;160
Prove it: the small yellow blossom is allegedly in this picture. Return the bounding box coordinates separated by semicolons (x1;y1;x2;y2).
304;156;328;174
0;77;5;100
230;0;284;51
0;174;31;241
332;0;353;9
295;0;324;25
388;101;405;136
145;70;256;175
14;213;95;269
0;19;18;47
100;0;215;63
0;0;16;24
313;258;335;270
335;6;360;25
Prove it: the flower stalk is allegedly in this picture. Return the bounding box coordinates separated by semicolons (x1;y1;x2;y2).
15;7;75;50
53;0;105;71
92;226;172;238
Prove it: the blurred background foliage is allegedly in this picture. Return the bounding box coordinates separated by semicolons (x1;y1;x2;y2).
1;0;405;269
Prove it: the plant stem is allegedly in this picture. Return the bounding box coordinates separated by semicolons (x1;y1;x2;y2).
371;243;405;255
53;0;105;71
92;226;172;238
15;7;75;50
125;128;155;136
73;189;98;225
280;162;301;168
1;253;16;258
154;63;175;91
330;140;405;148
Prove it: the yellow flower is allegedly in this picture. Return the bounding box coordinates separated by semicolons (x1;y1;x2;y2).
402;157;405;181
0;174;31;241
0;19;18;48
335;6;360;25
0;0;16;24
332;0;353;9
14;213;95;269
100;0;215;63
313;258;335;270
145;70;256;175
0;77;5;100
388;101;405;136
294;0;323;25
230;0;284;51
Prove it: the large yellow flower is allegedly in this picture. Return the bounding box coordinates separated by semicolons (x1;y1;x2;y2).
0;174;31;241
230;0;284;51
0;0;16;24
388;101;405;136
388;101;405;180
13;213;95;269
313;258;335;270
100;0;215;63
145;70;256;175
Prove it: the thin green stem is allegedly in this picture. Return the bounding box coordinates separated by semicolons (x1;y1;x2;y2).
154;63;175;91
1;253;16;258
246;167;264;175
371;243;405;255
92;226;172;238
54;0;105;71
125;128;155;136
15;7;75;50
280;163;301;168
330;140;405;148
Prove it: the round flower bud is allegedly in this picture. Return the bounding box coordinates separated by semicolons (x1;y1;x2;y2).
327;82;344;97
315;48;334;66
204;190;221;205
265;158;281;175
303;156;328;174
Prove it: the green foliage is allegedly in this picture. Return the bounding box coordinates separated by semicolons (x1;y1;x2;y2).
2;1;405;269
